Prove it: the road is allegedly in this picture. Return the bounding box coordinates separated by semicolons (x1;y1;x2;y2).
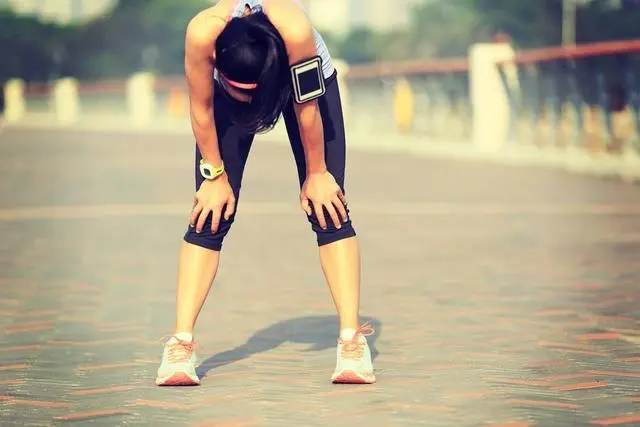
0;128;638;426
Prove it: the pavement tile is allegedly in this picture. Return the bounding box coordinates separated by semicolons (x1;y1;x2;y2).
0;128;638;426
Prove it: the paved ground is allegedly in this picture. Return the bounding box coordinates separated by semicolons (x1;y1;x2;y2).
0;128;638;427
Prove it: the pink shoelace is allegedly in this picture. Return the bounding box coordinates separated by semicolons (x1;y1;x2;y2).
162;337;196;363
340;323;375;359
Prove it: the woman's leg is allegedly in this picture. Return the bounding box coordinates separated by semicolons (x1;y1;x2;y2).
283;72;374;384
156;90;255;386
174;129;253;335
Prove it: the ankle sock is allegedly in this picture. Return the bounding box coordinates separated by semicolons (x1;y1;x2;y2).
340;328;357;341
169;332;193;343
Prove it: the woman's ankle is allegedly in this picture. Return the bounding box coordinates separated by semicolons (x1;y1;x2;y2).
172;331;194;342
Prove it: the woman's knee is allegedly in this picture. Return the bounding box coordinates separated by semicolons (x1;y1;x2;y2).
306;210;357;246
183;216;234;251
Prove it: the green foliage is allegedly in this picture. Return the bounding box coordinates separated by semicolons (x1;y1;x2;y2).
0;0;209;83
331;0;640;61
0;10;74;82
0;0;639;83
406;0;485;57
66;0;209;79
473;0;563;48
336;27;379;64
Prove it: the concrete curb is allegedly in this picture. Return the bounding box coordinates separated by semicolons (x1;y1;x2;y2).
4;115;640;183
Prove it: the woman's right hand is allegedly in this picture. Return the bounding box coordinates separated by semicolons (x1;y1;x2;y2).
190;174;235;233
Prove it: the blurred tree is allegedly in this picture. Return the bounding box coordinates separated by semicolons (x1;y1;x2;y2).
470;0;640;48
336;27;379;64
473;0;563;48
1;0;640;83
577;0;640;43
329;0;640;62
0;10;73;83
374;30;413;62
405;0;487;58
67;0;210;79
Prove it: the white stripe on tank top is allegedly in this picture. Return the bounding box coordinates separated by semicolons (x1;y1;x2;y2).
224;0;335;79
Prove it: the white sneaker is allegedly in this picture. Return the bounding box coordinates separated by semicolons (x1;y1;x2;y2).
331;323;376;384
155;337;200;386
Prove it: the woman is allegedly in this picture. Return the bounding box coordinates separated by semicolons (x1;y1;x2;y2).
155;0;375;386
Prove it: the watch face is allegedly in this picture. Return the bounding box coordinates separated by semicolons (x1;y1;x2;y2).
200;162;224;180
201;164;212;179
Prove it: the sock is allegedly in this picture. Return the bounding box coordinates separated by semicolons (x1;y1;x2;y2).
168;332;193;344
340;328;357;341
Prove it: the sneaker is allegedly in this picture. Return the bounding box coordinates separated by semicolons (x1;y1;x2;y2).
331;323;376;384
155;336;200;386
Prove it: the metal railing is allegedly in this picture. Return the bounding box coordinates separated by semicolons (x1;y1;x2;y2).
7;38;640;157
498;39;640;153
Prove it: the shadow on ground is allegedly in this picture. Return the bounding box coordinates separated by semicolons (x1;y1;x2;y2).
196;315;382;377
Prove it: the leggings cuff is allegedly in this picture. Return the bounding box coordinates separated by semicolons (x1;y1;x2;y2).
317;225;356;247
183;230;223;251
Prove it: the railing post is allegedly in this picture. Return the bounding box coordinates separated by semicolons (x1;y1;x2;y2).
469;42;518;151
167;87;188;118
394;77;414;133
542;62;562;148
426;77;448;138
595;72;613;150
624;65;640;151
3;79;26;123
518;64;537;146
565;60;584;148
52;78;79;125
127;72;156;128
498;64;520;144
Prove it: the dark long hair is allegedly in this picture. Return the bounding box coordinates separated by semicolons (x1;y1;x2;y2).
215;12;291;134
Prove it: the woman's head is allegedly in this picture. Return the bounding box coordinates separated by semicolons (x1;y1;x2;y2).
215;12;291;134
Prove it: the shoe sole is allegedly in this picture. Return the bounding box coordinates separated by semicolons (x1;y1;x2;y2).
156;372;200;386
332;370;376;384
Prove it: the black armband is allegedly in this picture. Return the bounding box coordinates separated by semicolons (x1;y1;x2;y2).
290;56;326;104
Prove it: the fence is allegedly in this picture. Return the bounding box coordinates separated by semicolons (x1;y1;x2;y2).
3;39;640;159
499;40;640;153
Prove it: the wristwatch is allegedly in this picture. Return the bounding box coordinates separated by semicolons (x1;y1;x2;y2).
199;159;225;180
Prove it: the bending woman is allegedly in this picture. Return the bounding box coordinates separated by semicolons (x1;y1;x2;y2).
155;0;375;386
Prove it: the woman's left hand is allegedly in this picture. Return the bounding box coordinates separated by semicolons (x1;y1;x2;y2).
300;171;348;230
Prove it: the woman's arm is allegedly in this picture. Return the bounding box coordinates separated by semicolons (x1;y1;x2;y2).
268;2;327;175
185;13;225;167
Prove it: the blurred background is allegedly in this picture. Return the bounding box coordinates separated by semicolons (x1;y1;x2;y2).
1;0;639;78
1;0;640;155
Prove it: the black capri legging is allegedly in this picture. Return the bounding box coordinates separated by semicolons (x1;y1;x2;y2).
184;70;356;251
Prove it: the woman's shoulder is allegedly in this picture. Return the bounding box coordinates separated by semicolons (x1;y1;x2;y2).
264;0;312;41
186;3;231;49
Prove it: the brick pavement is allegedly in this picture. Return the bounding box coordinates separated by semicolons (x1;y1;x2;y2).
0;128;638;426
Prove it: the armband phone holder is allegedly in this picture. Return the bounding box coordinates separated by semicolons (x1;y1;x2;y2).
290;56;325;104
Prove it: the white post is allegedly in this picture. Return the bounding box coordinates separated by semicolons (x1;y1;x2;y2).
3;79;26;123
469;43;518;151
52;78;79;125
127;72;156;127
